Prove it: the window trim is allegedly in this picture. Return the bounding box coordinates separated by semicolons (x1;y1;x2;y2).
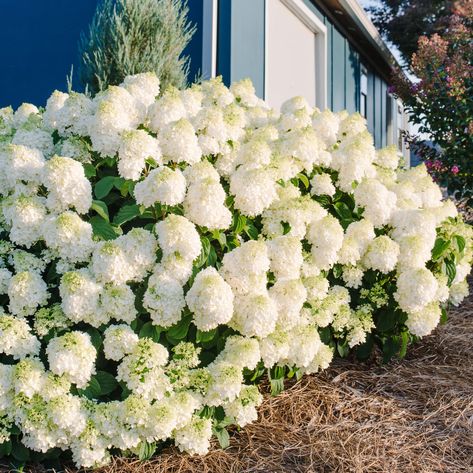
264;0;327;109
202;0;218;79
360;64;368;118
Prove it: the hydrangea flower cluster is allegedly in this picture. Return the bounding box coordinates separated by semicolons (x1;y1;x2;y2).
0;73;471;468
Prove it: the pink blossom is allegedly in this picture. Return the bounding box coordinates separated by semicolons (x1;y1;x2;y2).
433;160;442;170
451;165;460;175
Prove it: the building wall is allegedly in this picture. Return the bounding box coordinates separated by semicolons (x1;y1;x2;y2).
0;0;97;108
208;0;400;149
0;0;404;154
303;0;396;149
217;0;265;97
185;1;204;83
0;0;206;108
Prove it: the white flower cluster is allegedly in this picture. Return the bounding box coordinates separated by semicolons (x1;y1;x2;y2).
46;331;97;388
0;73;471;468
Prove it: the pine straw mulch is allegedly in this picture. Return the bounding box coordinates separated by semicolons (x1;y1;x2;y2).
7;284;473;473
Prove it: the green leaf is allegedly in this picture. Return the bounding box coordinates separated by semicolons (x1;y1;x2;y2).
79;377;102;399
440;306;448;324
207;245;218;266
139;322;162;342
138;441;156;460
212;426;230;449
196;328;217;343
95;370;118;395
399;331;409;359
217;415;235;429
0;441;12;459
444;258;457;285
120;382;132;400
336;341;350;358
145;156;158;168
91;200;109;222
11;441;30;462
269;377;285;396
286;368;296;379
245;222;259;240
355;333;374;361
112;177;126;191
250;366;266;382
94;176;117;199
83;163;96;178
90;216;119;240
234;214;246;234
281;221;291;235
382;336;401;363
268;366;286;396
454;235;466;253
314;194;331;207
333;202;353;223
195;237;211;268
297;173;309;189
10;425;20;435
318;326;332;345
85;327;103;350
375;309;401;332
431;238;450;261
167;315;192;340
211;230;227;249
119;179;135;197
332;264;343;279
113;204;141;225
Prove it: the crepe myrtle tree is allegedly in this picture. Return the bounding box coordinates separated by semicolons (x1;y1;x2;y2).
390;0;473;205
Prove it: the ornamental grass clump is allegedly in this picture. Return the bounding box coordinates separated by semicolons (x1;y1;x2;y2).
0;73;471;468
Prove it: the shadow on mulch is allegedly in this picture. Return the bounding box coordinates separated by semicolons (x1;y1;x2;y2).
4;285;473;473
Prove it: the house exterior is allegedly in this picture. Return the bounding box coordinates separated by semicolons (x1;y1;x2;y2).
0;0;97;109
186;0;410;160
0;0;409;159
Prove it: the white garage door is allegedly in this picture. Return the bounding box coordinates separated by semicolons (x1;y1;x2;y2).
265;0;317;110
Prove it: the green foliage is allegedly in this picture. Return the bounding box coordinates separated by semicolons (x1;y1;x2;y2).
368;0;451;65
212;425;230;449
137;441;156;460
268;366;286;396
78;0;196;94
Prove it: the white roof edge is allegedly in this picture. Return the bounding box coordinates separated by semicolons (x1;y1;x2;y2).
337;0;399;68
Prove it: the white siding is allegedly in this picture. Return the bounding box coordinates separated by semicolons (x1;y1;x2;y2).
265;0;317;110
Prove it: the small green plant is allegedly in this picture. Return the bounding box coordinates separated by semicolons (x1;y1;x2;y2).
78;0;195;94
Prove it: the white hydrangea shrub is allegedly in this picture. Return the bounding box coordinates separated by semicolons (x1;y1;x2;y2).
0;73;471;468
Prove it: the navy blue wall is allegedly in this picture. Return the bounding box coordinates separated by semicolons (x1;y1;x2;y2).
0;0;98;108
184;1;203;83
0;0;203;109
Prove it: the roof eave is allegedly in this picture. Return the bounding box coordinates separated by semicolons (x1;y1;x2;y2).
337;0;399;68
314;0;404;82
